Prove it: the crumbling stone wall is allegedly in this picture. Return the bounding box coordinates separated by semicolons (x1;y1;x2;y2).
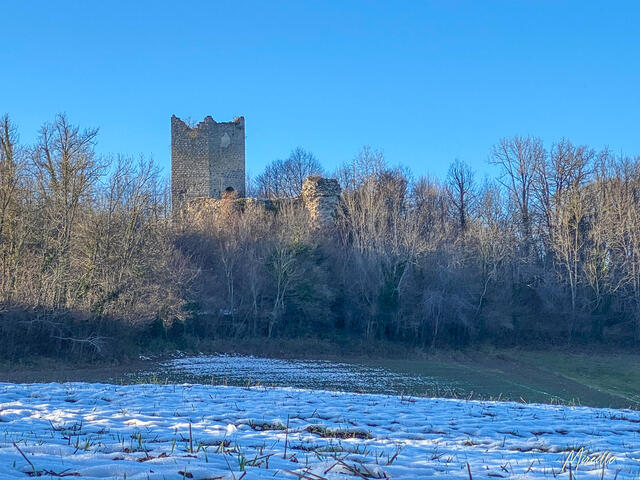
171;115;245;208
301;176;342;228
182;179;342;231
171;114;341;227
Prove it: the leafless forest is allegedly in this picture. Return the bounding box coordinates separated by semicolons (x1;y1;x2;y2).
1;114;640;360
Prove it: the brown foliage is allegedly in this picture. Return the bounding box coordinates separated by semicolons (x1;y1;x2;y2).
2;117;640;359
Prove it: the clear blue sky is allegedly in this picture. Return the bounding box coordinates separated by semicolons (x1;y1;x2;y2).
2;1;638;180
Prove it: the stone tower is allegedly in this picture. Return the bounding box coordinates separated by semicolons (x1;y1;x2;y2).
301;176;342;228
171;115;245;208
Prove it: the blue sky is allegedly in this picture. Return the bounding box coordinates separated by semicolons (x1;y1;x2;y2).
2;1;638;180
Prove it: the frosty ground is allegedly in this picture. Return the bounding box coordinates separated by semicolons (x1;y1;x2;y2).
151;354;455;395
1;378;640;479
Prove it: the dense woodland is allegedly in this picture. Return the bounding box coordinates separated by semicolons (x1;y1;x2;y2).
1;114;640;360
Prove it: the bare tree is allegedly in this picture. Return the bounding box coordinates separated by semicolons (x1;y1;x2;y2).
411;176;449;248
446;159;475;234
256;147;323;198
0;115;28;301
605;157;640;340
550;183;588;338
31;114;103;307
532;140;594;338
266;200;309;336
534;139;593;255
582;154;614;339
0;115;21;243
490;136;545;256
470;181;513;331
336;146;385;192
337;152;423;339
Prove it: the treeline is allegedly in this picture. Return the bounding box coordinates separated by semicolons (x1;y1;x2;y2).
0;114;188;359
1;114;640;360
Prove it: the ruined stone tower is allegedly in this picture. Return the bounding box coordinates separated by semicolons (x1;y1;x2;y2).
302;176;342;228
171;115;245;208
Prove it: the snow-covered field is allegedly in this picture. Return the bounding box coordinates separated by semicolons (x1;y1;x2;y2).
1;380;639;479
152;354;454;395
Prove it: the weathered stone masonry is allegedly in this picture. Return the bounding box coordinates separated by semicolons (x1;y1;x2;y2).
171;114;342;228
171;115;245;208
301;176;342;227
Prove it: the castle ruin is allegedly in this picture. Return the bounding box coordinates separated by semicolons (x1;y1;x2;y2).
171;114;341;227
171;115;245;208
301;176;342;227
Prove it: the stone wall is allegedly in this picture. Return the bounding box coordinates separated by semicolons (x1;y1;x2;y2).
301;176;342;228
171;115;245;208
171;114;341;228
181;177;342;230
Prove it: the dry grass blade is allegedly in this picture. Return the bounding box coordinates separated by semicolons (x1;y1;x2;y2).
284;413;290;459
335;458;386;479
283;469;328;480
13;442;38;476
